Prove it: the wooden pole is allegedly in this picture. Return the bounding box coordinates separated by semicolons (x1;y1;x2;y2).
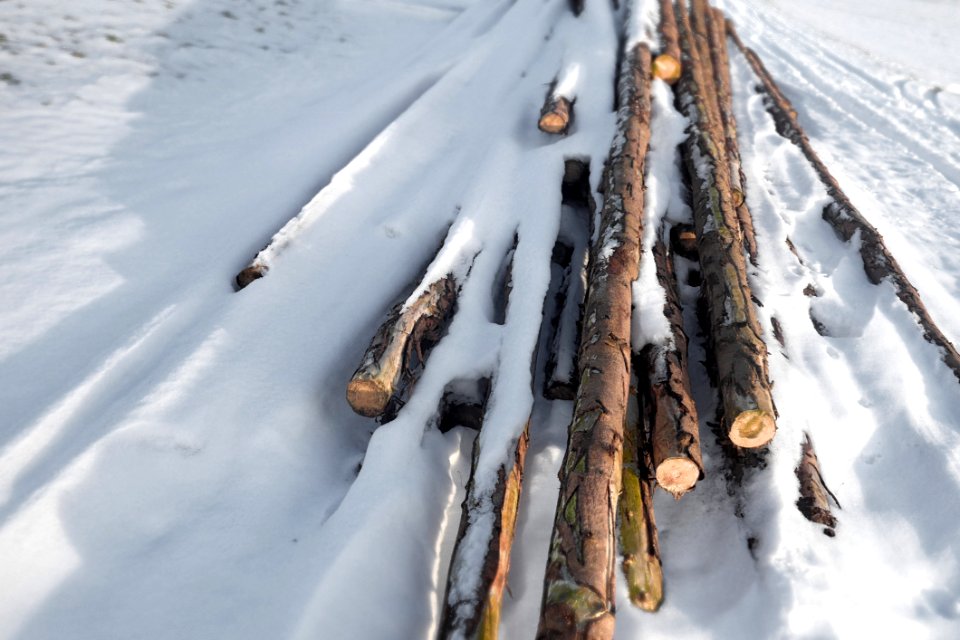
644;225;704;497
674;0;777;449
726;18;960;384
652;0;682;84
537;42;653;640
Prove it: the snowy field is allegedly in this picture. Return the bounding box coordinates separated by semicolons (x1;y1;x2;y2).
1;0;959;638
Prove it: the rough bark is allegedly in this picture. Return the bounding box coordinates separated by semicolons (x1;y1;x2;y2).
346;276;458;418
675;0;777;449
796;433;839;537
440;424;530;640
726;18;960;383
707;7;758;263
619;367;663;611
652;0;682;84
537;43;653;640
540;92;574;135
643;226;704;497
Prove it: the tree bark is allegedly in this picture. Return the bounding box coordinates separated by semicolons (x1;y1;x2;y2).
796;433;839;536
537;43;653;640
707;7;758;263
540;93;574;135
643;226;704;497
347;276;458;418
619;365;663;611
652;0;682;84
674;0;777;449
726;18;960;384
440;424;530;640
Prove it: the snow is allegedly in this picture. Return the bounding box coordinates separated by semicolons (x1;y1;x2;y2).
2;0;960;638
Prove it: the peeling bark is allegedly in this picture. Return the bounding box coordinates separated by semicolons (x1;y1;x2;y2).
537;43;653;640
796;433;839;536
675;0;777;449
726;17;960;384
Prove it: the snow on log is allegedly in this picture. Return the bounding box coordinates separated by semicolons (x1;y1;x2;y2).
440;422;530;640
652;0;681;84
347;275;458;418
643;226;703;497
796;433;839;537
537;42;653;640
619;366;663;611
706;7;757;263
725;18;960;384
674;0;777;449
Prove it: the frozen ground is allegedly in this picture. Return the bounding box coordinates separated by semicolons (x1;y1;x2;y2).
1;0;958;638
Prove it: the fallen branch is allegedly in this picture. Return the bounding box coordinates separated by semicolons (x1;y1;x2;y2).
347;275;459;418
726;18;960;383
644;225;703;497
537;42;653;640
796;433;839;537
675;0;777;449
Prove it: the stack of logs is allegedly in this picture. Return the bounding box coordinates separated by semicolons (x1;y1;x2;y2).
332;0;960;637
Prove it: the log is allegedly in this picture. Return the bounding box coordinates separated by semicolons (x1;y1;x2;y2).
346;276;458;418
652;0;682;84
619;365;663;610
707;7;758;263
540;94;574;135
537;42;653;640
644;225;703;497
438;379;490;433
440;423;530;639
796;433;839;536
674;0;777;449
726;18;960;384
669;223;698;261
236;264;267;289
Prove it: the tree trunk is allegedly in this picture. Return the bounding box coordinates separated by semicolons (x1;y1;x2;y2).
653;0;682;84
540;93;574;135
796;433;839;537
619;365;663;611
643;225;704;497
707;7;758;263
346;276;458;418
674;0;777;449
537;42;653;640
440;424;530;640
726;18;960;384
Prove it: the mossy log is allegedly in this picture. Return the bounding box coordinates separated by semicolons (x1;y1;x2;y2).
537;43;653;640
619;366;663;611
540;93;574;135
652;0;682;83
726;18;960;383
707;7;757;263
674;0;777;449
346;276;458;418
643;226;703;497
440;424;530;640
796;433;839;536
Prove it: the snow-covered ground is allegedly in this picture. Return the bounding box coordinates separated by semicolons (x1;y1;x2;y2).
1;0;958;638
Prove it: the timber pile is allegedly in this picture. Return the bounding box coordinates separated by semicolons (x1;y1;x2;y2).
332;1;960;638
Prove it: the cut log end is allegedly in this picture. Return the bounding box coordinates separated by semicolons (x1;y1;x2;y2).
729;410;776;448
346;378;391;418
655;457;701;497
539;110;570;135
235;264;267;290
652;54;682;84
731;188;745;207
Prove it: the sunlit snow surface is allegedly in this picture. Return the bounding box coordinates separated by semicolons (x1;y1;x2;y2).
1;0;959;638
